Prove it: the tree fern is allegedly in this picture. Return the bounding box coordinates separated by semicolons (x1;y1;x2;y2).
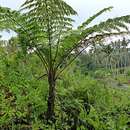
1;0;130;122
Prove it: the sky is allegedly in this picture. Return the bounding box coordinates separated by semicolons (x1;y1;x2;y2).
0;0;130;40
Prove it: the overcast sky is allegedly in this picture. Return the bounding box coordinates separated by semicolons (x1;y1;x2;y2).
0;0;130;39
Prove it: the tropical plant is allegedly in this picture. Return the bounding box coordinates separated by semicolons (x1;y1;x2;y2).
1;0;130;122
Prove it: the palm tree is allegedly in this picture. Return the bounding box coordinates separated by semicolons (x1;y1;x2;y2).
101;44;113;70
121;38;129;71
1;1;130;122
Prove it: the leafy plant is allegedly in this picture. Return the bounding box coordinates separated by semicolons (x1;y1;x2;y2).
1;0;130;127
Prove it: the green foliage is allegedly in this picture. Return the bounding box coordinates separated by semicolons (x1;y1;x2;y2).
93;69;108;78
0;44;130;129
55;68;130;130
0;47;48;129
1;0;130;129
126;70;130;76
1;2;130;74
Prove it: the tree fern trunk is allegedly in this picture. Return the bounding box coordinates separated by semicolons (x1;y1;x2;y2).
71;116;78;130
46;72;56;122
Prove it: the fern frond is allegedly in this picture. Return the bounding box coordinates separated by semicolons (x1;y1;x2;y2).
78;6;113;29
55;31;129;76
21;0;77;43
0;6;21;31
77;15;130;44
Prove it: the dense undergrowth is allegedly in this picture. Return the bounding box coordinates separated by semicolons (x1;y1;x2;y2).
1;50;130;130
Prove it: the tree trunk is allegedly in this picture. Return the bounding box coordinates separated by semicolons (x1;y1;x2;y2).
46;72;56;122
71;116;78;130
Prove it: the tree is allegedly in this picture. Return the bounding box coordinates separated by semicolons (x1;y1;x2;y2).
121;38;129;69
1;0;130;122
